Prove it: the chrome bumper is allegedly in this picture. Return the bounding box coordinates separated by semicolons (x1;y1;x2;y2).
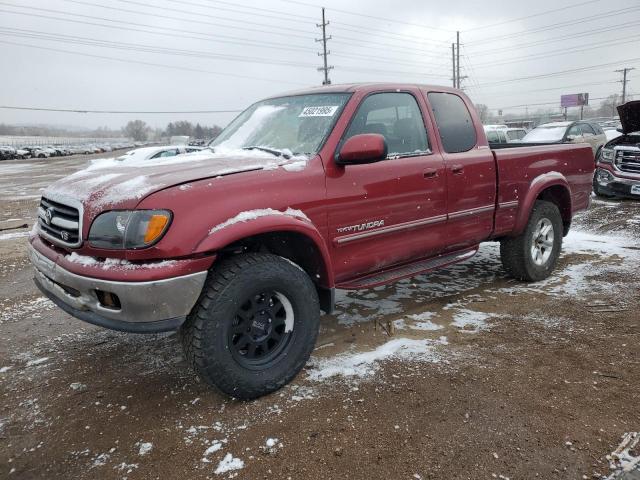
29;246;207;333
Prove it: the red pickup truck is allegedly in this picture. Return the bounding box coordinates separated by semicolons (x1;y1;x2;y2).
30;83;594;399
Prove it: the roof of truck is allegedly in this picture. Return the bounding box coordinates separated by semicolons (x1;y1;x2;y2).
270;83;462;98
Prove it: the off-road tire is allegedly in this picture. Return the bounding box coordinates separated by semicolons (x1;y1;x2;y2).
500;200;563;282
181;253;320;400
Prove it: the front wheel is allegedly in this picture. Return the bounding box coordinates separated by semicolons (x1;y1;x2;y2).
181;253;320;399
500;200;563;282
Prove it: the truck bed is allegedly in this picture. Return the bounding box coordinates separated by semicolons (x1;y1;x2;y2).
490;142;595;237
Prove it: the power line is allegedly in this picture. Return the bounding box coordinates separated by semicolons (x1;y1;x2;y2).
0;40;307;86
474;79;620;98
475;56;640;87
466;5;640;45
61;0;316;39
279;0;454;32
0;26;450;74
0;6;316;54
0;105;243;114
463;0;602;32
2;2;452;65
0;28;319;68
472;33;640;69
161;0;451;47
494;96;609;111
468;20;640;57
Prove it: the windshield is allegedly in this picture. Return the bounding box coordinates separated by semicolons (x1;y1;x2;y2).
522;126;567;142
210;93;350;155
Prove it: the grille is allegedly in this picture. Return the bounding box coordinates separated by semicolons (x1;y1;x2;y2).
616;149;640;174
38;196;81;247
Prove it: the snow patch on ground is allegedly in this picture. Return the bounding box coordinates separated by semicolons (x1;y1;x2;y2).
605;432;640;479
209;208;310;235
214;453;244;475
451;309;492;333
307;337;448;381
137;441;153;456
0;231;29;241
26;357;49;367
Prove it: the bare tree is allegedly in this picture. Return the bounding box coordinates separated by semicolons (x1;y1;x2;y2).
123;120;150;141
475;103;490;123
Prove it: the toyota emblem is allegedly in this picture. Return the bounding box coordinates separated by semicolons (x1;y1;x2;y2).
45;208;54;225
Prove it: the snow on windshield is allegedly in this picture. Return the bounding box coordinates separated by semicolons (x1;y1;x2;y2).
522;126;566;142
210;93;350;155
214;105;285;150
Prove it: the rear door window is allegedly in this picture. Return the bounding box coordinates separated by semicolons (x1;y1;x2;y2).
427;92;477;153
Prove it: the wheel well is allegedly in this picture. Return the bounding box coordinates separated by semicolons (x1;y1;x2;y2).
219;231;329;286
218;231;334;313
537;185;571;236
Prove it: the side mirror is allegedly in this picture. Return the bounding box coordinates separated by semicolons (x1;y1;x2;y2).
565;135;577;141
617;127;624;133
335;133;388;165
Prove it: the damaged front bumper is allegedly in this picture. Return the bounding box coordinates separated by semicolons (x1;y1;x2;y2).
29;245;208;333
595;168;640;198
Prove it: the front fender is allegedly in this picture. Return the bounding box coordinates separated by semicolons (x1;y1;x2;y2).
513;171;571;235
193;214;335;287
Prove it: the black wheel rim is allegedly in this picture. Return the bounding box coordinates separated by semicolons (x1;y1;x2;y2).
228;290;294;369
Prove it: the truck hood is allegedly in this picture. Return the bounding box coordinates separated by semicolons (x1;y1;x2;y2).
43;149;309;215
617;100;640;134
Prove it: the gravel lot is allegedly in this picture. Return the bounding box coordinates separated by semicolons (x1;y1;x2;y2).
1;155;639;479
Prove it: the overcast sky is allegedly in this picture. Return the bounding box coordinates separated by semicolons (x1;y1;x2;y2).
0;0;638;130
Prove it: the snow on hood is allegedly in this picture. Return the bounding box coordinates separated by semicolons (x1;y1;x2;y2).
43;147;309;212
617;100;640;134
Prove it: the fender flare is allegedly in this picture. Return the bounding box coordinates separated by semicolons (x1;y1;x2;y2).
193;214;335;287
513;171;572;235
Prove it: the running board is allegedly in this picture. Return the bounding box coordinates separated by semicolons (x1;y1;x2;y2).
336;248;478;290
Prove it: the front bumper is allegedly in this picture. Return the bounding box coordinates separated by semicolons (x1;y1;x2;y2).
30;246;208;333
595;168;640;198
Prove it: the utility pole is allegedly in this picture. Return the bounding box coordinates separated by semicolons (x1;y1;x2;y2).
451;43;456;88
456;31;460;89
615;67;635;104
316;8;333;85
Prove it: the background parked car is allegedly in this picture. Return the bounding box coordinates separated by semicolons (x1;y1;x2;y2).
521;121;606;158
484;126;527;144
116;145;206;162
0;146;16;160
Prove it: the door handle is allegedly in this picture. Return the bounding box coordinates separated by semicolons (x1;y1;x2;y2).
423;168;438;179
451;164;464;175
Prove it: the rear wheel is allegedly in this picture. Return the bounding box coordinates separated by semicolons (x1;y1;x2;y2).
500;200;563;282
181;253;320;399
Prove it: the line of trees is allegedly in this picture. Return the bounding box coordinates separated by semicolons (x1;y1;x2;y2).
0;124;120;138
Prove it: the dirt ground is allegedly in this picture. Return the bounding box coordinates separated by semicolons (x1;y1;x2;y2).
1;155;639;480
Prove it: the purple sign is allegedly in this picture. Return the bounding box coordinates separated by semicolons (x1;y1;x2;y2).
561;93;589;108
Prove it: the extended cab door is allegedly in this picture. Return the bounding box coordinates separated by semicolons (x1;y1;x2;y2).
324;90;448;283
425;91;496;250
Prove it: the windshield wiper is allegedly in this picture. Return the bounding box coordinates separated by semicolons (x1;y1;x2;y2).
243;146;291;159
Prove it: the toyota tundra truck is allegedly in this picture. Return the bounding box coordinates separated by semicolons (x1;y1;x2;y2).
594;100;640;199
30;83;595;399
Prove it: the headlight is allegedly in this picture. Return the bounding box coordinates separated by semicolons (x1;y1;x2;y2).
88;210;171;249
599;148;615;164
596;168;613;183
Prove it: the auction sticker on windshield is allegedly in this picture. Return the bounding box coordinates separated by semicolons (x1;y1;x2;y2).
299;105;339;117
